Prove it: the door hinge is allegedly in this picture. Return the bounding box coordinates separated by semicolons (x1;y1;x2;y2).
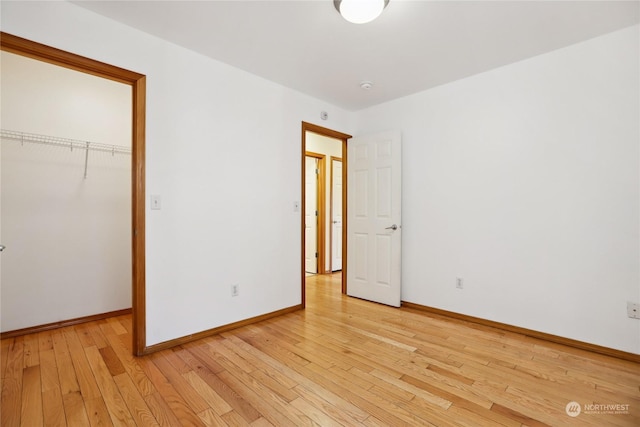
315;252;318;258
316;168;319;175
315;210;318;216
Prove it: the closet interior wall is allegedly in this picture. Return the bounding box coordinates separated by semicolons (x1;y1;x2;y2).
0;51;132;332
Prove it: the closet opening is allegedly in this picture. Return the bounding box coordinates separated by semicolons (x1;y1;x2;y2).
0;33;147;356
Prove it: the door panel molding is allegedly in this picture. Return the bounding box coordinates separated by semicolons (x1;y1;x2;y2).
0;32;147;355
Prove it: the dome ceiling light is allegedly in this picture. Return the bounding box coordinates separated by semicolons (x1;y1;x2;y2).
334;0;390;24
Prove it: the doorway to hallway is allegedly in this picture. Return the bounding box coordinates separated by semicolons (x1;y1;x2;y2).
301;122;351;307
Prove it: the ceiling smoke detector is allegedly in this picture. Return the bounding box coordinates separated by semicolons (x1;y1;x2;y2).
360;81;374;90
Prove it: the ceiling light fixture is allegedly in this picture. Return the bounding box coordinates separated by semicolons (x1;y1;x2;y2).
334;0;389;24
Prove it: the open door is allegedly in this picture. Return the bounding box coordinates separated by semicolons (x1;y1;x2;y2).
305;156;319;274
331;158;343;271
347;131;402;307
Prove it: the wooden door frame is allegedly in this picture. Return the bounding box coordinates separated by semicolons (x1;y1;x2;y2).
305;152;326;275
0;32;148;356
301;122;351;307
329;156;343;273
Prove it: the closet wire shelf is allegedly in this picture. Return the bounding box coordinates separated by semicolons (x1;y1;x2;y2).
1;129;131;179
1;129;131;155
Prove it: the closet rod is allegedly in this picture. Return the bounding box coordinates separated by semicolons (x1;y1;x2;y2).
0;129;132;155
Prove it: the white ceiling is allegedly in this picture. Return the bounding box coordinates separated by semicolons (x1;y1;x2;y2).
73;0;639;111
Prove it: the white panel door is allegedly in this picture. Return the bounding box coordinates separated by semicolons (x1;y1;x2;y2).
347;131;401;307
331;159;343;271
305;156;318;274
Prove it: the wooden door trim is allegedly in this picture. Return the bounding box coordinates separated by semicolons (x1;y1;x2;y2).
0;32;147;356
301;122;351;306
305;152;326;275
329;157;342;273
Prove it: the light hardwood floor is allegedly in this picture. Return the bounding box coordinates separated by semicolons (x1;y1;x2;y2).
2;273;639;426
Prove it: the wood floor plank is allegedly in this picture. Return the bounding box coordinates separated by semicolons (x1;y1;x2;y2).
51;330;80;396
401;373;519;427
370;368;451;409
136;354;206;426
83;396;114;427
39;349;59;392
197;407;230;427
84;345;136;426
35;331;56;351
208;337;256;374
62;329;102;400
221;410;254;427
293;383;369;426
41;387;67;427
107;332;156;397
182;370;233;416
112;373;159;427
247;369;298;403
148;351;210;414
20;365;43;426
289;396;343;427
163;348;192;375
74;324;96;349
218;335;299;391
143;392;180;427
99;346;126;377
106;317;128;336
2;337;24;427
39;347;67;427
178;347;261;423
22;333;40;368
249;416;276;427
1;337;13;380
291;361;413;426
215;369;311;427
87;322;109;350
61;391;90;426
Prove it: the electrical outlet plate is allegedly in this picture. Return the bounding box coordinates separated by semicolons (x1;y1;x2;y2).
231;284;239;297
627;302;640;319
456;277;463;289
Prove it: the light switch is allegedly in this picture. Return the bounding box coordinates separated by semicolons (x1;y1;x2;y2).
151;195;161;210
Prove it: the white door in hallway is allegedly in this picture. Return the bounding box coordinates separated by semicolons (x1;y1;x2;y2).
305;156;318;274
347;131;402;307
331;159;343;271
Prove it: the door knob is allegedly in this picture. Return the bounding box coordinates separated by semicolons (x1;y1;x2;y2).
0;245;5;252
385;224;398;231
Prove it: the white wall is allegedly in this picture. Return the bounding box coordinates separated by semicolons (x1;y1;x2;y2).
356;25;640;354
306;132;343;272
1;51;132;331
0;1;354;345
